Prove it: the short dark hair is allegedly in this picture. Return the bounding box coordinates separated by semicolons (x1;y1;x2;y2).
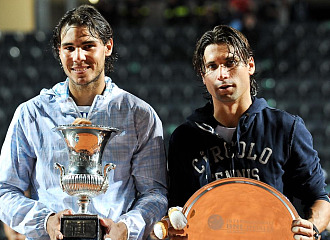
52;4;117;73
192;25;258;99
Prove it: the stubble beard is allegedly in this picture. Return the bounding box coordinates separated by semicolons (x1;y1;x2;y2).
70;69;103;92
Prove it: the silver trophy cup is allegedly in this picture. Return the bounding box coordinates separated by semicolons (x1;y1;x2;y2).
54;124;119;240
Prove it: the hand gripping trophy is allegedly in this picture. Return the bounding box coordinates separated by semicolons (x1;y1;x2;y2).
54;123;119;240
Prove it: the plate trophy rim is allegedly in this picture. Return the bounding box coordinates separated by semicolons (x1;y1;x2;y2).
53;124;120;132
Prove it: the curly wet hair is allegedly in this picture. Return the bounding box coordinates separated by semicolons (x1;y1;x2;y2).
51;4;117;73
193;25;258;99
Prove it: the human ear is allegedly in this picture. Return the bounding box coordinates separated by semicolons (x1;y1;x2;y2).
248;57;255;75
105;39;113;56
201;72;206;85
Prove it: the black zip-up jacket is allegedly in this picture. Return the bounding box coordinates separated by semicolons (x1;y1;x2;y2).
168;98;328;212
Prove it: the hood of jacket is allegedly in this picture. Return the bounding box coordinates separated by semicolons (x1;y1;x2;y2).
37;76;120;116
186;97;270;130
39;76;116;99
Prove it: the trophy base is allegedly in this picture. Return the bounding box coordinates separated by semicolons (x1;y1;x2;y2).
61;214;104;240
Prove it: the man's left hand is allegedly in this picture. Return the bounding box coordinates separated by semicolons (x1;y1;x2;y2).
100;218;128;240
291;218;319;240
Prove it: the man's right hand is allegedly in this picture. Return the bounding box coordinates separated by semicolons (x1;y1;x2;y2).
72;118;92;125
46;209;73;240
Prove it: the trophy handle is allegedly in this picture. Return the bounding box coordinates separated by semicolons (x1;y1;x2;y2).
99;163;116;191
103;163;116;177
54;163;65;189
54;162;66;175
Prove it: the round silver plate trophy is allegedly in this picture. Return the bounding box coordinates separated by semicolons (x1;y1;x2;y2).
54;124;119;240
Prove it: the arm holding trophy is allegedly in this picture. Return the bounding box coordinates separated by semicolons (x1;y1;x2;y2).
0;104;57;239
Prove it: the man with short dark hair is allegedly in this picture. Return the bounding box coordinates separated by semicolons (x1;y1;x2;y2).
0;5;167;240
168;25;330;240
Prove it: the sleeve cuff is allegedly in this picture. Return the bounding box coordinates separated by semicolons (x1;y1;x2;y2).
117;211;146;240
118;219;130;240
43;212;56;234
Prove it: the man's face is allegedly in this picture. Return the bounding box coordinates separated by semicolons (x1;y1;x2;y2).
58;25;113;88
202;43;255;104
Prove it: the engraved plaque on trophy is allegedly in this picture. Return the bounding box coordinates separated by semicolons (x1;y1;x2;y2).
54;124;119;240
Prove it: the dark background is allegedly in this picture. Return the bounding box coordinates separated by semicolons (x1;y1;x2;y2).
1;0;330;238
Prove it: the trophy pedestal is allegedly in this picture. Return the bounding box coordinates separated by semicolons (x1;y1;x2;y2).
61;214;104;240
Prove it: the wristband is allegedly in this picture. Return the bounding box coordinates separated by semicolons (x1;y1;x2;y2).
313;224;320;240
